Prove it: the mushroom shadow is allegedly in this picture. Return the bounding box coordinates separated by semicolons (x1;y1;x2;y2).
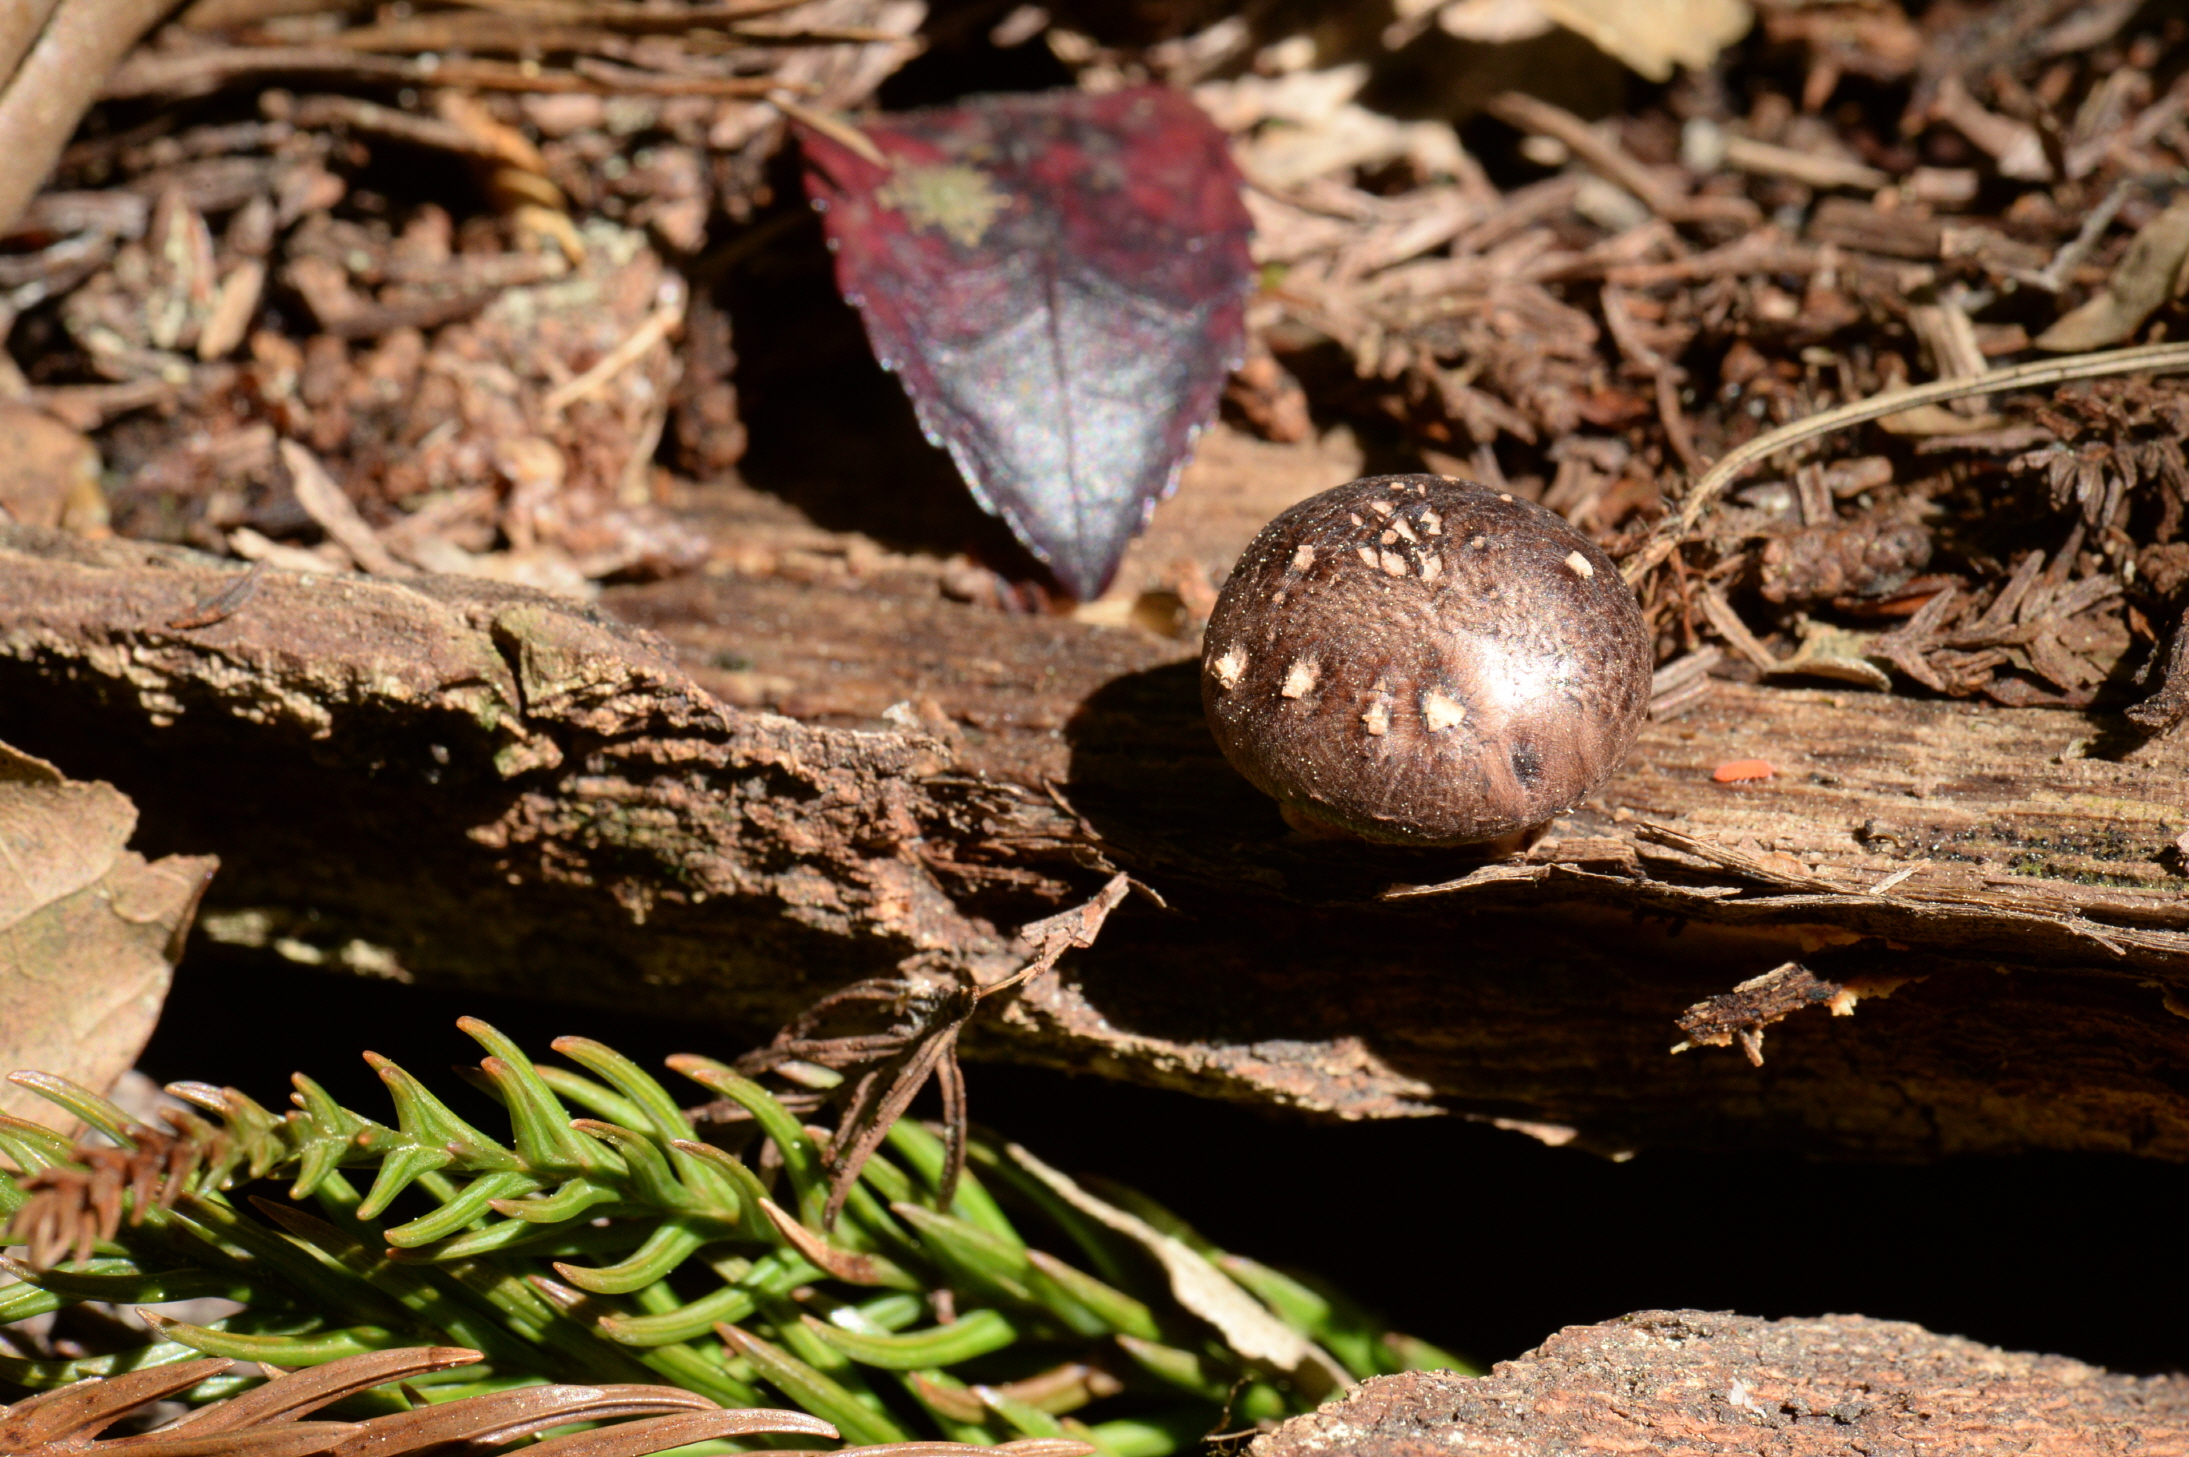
1048;657;1984;1158
1051;656;1632;1071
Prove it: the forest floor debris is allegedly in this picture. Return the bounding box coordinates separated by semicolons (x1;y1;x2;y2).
4;0;2189;724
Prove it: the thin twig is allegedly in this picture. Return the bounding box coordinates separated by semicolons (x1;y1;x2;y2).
2024;177;2137;292
288;93;544;170
102;44;789;100
178;0;804;23
1718;134;1890;192
1485;91;1686;218
772;94;887;167
451;0;813;24
541;293;683;414
0;0;63;85
1485;91;1757;228
0;0;181;236
1622;340;2189;583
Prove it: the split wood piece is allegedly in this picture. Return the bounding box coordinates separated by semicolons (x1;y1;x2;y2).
6;523;2189;1163
1250;1310;2189;1457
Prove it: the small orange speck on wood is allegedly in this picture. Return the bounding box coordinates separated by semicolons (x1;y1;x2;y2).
1713;758;1775;783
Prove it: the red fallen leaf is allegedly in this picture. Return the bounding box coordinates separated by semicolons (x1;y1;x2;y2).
796;87;1255;599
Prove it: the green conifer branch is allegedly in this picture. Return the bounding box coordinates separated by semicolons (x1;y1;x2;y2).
2;1021;1469;1455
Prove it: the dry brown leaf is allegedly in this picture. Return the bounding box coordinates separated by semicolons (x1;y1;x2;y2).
1764;622;1892;691
0;739;217;1133
1530;0;1753;82
0;402;105;533
1418;0;1752;74
1002;1141;1351;1397
1426;0;1557;45
2037;195;2189;351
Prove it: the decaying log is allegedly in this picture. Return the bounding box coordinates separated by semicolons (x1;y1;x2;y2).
1250;1310;2189;1456
5;502;2189;1164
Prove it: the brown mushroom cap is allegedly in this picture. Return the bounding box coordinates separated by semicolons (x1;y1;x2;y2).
1201;473;1651;847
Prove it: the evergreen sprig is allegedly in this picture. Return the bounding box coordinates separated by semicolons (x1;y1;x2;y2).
0;1021;1467;1455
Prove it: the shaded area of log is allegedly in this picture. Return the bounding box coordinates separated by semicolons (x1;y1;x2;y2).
1250;1310;2189;1456
6;519;2189;1164
0;526;1050;1032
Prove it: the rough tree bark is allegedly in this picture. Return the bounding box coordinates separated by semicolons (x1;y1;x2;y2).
1250;1310;2189;1455
3;490;2188;1165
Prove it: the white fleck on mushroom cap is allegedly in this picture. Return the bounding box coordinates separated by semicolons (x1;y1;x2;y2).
1199;474;1651;846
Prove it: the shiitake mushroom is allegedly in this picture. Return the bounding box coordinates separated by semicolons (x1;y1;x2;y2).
1201;473;1651;848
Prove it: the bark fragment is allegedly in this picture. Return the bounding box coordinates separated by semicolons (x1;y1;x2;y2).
1251;1310;2189;1457
1671;962;1851;1066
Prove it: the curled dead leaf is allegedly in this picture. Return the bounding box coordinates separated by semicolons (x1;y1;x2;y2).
2036;196;2189;352
1425;0;1752;81
1002;1141;1350;1398
0;739;217;1134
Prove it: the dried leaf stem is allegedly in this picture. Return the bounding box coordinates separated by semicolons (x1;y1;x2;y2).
1623;340;2189;583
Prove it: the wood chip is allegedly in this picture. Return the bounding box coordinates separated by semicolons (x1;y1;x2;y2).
278;439;408;576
